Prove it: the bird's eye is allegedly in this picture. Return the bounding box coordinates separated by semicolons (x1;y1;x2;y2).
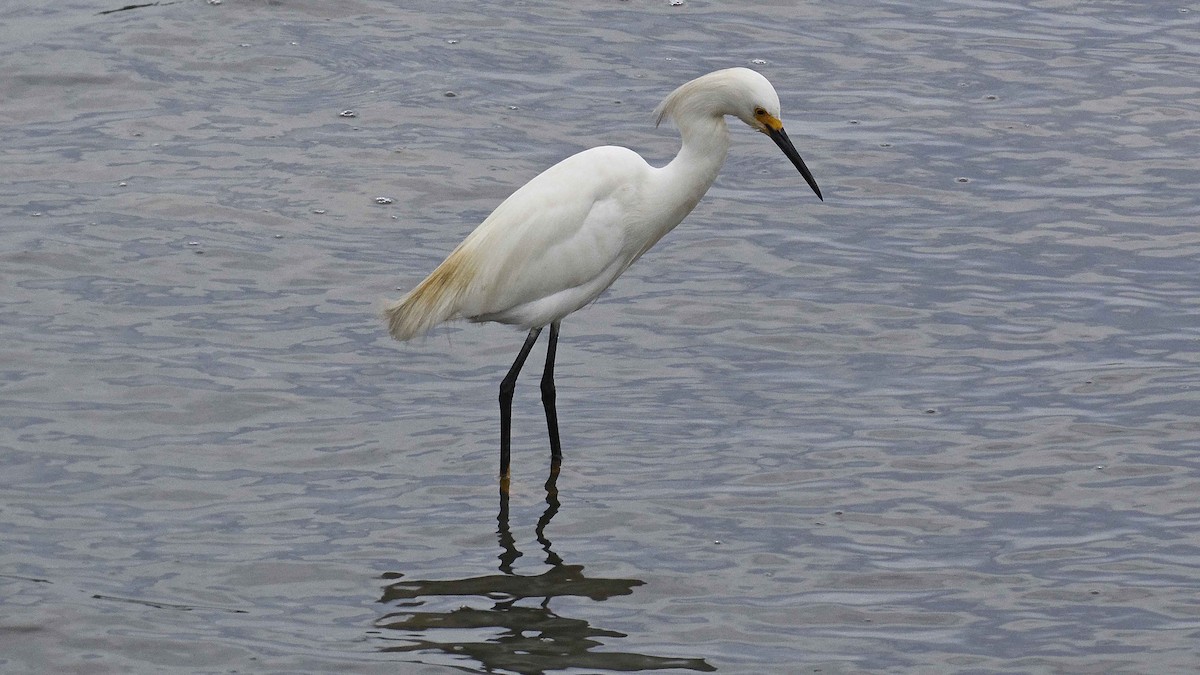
754;107;767;117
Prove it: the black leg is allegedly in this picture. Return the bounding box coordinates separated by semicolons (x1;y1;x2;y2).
541;321;562;464
500;327;542;479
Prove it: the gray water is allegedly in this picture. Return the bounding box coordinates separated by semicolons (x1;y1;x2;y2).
2;1;1199;673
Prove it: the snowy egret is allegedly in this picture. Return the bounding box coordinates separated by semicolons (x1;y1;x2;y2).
384;67;822;478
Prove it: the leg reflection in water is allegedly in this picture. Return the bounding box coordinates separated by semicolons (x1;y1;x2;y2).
374;461;715;672
499;458;562;573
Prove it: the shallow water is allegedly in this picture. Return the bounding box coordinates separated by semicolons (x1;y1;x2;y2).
2;0;1199;673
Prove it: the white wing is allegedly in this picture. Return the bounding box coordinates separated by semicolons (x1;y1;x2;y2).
453;145;653;326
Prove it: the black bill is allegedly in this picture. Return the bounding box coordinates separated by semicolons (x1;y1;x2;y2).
767;126;822;201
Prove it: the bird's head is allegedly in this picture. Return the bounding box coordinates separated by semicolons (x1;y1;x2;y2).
659;67;823;201
733;70;823;202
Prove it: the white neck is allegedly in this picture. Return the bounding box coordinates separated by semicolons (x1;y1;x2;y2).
656;113;730;226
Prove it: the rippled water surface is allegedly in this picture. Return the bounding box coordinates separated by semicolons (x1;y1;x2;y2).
3;1;1199;673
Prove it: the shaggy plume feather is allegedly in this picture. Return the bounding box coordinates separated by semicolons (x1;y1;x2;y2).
382;245;474;340
653;67;776;129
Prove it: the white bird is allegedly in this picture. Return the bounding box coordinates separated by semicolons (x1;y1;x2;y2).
384;67;822;479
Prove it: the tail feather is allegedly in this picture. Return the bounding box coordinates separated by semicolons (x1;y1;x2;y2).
383;247;473;341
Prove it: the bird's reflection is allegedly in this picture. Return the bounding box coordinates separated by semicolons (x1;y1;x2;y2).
374;462;715;673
